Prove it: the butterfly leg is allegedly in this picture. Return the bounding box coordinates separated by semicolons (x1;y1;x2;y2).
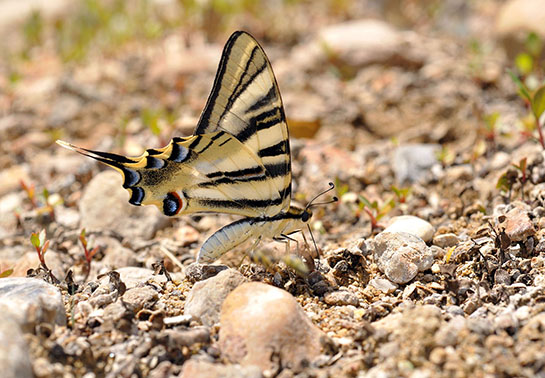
272;233;310;276
239;236;265;274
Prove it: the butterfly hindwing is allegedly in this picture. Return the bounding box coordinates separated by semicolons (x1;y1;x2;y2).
57;131;280;217
196;31;292;216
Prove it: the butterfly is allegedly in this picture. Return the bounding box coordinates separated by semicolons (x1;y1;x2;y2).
57;31;331;273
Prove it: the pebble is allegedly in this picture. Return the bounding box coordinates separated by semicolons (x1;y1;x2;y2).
122;286;159;312
219;282;325;372
392;144;440;184
433;233;459;248
79;171;169;240
0;277;66;332
372;232;434;284
99;237;138;271
317;20;414;68
383;215;435;243
180;359;262;378
0;315;33;378
160;327;210;348
501;205;536;242
116;267;181;289
184;269;248;327
185;262;228;283
324;290;359;306
369;278;398;294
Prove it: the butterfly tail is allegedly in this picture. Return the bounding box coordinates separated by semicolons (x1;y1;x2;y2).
56;140;145;205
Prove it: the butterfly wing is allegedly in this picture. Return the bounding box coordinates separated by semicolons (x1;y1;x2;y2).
195;31;292;216
57;131;278;217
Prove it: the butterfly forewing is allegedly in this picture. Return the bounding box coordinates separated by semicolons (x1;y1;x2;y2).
195;31;292;216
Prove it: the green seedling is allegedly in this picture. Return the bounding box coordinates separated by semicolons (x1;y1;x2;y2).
508;71;545;150
358;194;394;232
391;186;411;204
19;180;62;221
0;267;14;278
79;229;100;282
30;229;59;283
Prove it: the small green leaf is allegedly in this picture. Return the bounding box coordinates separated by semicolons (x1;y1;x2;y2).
508;69;532;103
30;232;40;248
515;53;533;76
496;173;510;192
532;85;545;119
0;269;13;278
358;195;372;209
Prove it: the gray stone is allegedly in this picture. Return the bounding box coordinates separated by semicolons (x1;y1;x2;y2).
219;282;326;372
373;232;434;284
0;315;32;378
79;171;169;240
0;277;66;332
184;269;248;326
383;215;435;242
393;144;440;184
433;233;459;248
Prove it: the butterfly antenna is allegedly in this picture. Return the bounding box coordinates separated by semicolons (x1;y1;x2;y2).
304;182;337;211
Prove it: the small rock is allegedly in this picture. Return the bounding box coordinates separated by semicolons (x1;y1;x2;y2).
501;205;536;242
324;290;359;306
180;359;262;378
369;278;398;294
372;232;434;284
219;282;326;372
100;237;138;270
433;233;459;248
383;215;435;242
0;278;66;332
392;144;440;184
184;269;248;327
291;19;423;70
185;262;229;283
122;286;159;312
79;171;169;240
163;314;193;327
0;315;32;378
116;267;176;289
160;327;210;348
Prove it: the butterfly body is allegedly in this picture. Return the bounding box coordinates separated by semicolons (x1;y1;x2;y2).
58;31;312;268
198;206;312;263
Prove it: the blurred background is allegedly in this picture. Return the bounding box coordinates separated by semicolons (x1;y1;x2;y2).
1;0;544;243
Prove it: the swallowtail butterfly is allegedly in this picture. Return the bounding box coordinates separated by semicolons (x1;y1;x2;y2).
58;31;326;272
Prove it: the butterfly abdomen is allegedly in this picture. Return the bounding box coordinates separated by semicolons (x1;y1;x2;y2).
197;206;311;263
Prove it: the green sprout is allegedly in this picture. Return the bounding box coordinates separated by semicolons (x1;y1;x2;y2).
358;194;395;232
508;70;545;150
30;229;59;283
79;229;100;282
